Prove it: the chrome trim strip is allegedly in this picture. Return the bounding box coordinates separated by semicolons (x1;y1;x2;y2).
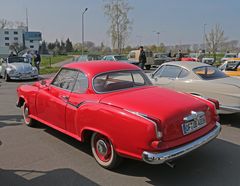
124;109;162;139
220;105;240;112
142;122;221;164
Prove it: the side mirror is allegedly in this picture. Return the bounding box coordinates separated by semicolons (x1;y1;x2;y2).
150;73;154;78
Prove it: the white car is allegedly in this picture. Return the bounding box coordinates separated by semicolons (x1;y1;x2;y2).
220;53;238;63
149;61;240;114
0;57;38;81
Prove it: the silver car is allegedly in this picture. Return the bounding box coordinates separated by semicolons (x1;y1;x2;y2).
0;57;38;81
102;55;139;66
149;61;240;114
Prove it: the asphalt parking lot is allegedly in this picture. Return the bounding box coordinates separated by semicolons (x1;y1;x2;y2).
0;75;240;186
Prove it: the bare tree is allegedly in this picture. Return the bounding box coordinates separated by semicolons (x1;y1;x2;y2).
0;19;8;28
104;0;132;54
9;43;26;56
205;24;227;61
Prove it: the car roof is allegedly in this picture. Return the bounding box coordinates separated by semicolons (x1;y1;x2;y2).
63;60;140;76
162;61;211;70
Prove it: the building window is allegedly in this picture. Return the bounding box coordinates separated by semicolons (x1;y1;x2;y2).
4;31;9;34
5;37;9;40
30;45;34;48
30;40;33;43
14;37;18;41
14;31;18;35
5;43;10;46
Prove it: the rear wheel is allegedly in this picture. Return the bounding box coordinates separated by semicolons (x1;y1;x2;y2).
91;132;121;169
22;103;36;127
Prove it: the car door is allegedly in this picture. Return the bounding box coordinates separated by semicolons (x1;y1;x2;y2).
36;68;78;130
65;71;90;135
151;65;182;88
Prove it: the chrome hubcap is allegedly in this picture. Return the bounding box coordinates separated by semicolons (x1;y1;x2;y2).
96;139;108;156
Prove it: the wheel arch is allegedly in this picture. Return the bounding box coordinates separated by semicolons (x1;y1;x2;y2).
80;128;115;147
16;96;27;108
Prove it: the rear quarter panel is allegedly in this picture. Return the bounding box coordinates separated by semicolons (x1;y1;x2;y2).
76;102;157;160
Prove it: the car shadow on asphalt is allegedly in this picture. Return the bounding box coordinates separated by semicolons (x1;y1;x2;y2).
219;113;240;129
42;125;92;155
0;115;23;128
114;139;240;186
0;168;98;186
38;124;240;185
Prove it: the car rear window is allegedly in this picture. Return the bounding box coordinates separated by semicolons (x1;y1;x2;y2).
93;70;151;93
193;66;228;80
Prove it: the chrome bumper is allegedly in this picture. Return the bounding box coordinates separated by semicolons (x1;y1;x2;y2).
142;122;221;164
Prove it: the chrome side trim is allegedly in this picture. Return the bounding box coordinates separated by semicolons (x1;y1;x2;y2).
220;105;240;112
142;122;221;164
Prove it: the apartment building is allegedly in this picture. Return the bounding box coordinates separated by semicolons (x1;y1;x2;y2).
0;27;41;57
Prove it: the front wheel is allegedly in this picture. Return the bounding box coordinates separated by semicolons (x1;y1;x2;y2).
91;132;121;169
4;72;10;82
22;103;37;127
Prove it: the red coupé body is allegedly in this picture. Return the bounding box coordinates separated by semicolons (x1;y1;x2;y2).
16;61;221;169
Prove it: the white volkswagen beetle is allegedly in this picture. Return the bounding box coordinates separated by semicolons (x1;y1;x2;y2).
0;57;38;81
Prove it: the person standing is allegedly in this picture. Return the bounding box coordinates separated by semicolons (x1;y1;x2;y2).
139;46;146;70
177;49;183;61
34;51;41;74
22;50;33;64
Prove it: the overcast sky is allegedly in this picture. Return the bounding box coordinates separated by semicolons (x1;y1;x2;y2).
0;0;239;46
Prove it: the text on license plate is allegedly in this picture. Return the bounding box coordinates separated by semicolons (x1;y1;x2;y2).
182;115;206;135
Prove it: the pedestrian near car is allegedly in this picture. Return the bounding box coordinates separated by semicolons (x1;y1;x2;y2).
22;50;33;64
34;51;41;74
9;51;16;57
139;46;146;70
177;49;183;61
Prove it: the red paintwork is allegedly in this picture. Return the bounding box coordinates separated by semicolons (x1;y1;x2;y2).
17;61;218;161
181;57;197;61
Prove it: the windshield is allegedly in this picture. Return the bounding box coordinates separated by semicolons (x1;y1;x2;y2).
8;57;29;63
193;66;228;80
114;55;128;61
93;70;152;93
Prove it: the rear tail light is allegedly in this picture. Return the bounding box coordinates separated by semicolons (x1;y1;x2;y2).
207;98;220;110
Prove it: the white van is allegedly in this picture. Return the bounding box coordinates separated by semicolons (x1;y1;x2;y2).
127;50;154;70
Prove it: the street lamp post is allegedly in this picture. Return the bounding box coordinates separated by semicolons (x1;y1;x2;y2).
82;8;88;55
156;32;160;52
203;24;207;52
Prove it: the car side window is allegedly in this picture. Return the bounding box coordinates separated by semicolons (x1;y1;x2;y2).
178;68;189;78
159;65;182;78
52;69;78;91
132;71;146;86
72;72;88;93
154;66;165;77
106;56;113;60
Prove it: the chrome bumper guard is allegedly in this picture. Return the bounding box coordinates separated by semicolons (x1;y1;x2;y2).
142;122;221;164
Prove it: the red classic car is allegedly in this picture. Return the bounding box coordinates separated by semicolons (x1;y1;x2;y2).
16;61;221;169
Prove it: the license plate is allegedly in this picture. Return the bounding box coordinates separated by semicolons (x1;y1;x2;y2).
182;113;206;135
